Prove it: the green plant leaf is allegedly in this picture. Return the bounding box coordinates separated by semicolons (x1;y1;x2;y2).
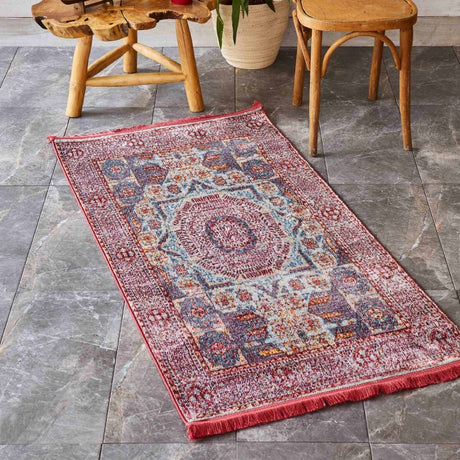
265;0;276;12
242;0;249;16
231;0;241;44
216;0;224;48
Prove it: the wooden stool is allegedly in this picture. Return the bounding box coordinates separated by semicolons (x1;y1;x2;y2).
292;0;418;156
32;0;215;117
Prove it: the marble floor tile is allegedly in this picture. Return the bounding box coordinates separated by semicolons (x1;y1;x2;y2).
236;48;307;113
0;292;15;340
237;442;371;460
155;47;235;112
2;289;123;350
320;104;420;184
320;47;394;104
0;444;101;460
410;105;460;184
0;47;74;108
152;105;235;123
0;290;120;444
0;47;159;109
0;186;47;286
425;184;460;290
100;443;237;460
0;186;47;334
237;403;368;442
0;47;16;84
18;186;119;293
104;311;235;443
371;443;460;460
65;107;154;137
332;184;453;290
0;107;68;185
51;107;154;185
426;290;460;327
236;47;393;114
364;378;460;444
384;47;460;106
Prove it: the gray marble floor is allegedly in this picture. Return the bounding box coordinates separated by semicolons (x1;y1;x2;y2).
0;45;459;460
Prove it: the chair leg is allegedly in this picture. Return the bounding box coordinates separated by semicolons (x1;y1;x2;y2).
66;35;93;118
309;29;322;157
293;37;306;106
369;34;384;101
400;27;413;151
123;28;138;74
176;19;204;113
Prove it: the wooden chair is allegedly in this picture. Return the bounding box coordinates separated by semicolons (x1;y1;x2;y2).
292;0;418;156
32;0;215;117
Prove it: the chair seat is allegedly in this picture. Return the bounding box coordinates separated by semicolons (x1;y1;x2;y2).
298;0;417;31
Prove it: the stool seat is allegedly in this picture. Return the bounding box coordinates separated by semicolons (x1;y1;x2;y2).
298;0;417;31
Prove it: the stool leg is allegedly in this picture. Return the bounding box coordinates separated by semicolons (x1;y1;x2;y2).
176;19;204;113
293;37;306;106
369;34;383;101
309;29;322;157
400;27;413;151
66;35;92;118
123;29;138;74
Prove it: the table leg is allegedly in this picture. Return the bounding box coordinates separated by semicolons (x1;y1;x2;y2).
176;19;204;113
66;35;93;118
124;29;138;74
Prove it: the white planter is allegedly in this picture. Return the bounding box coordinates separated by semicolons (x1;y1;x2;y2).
213;0;290;69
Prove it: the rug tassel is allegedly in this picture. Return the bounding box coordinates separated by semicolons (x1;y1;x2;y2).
187;360;460;440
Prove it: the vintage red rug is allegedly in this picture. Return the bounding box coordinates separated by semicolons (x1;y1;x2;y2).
49;102;460;440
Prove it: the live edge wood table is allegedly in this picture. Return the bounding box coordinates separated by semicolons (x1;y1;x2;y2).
32;0;215;117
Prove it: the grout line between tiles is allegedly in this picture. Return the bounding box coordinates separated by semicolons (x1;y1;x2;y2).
0;185;50;344
0;103;69;339
423;182;458;291
47;116;71;182
369;442;375;459
150;47;161;124
0;114;69;343
0;47;18;89
318;122;329;183
100;304;126;456
363;400;373;455
99;440;373;445
382;49;399;109
0;184;52;187
451;46;460;65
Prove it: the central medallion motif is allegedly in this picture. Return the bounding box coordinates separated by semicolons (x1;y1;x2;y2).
205;215;257;254
173;193;291;279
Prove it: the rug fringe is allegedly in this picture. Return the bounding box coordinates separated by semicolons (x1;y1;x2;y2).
186;359;460;440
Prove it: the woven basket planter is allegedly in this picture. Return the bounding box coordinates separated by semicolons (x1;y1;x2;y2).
212;0;290;69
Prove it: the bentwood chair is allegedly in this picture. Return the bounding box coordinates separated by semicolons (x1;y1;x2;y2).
292;0;418;156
